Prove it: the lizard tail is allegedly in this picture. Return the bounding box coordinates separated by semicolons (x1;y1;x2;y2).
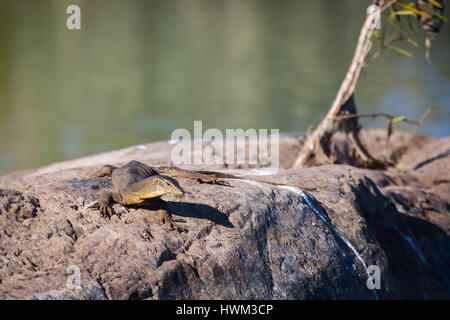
197;171;316;191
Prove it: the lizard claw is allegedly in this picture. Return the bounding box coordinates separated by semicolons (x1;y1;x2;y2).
159;211;187;232
99;203;115;219
197;176;230;186
215;179;230;186
169;216;186;223
85;200;115;219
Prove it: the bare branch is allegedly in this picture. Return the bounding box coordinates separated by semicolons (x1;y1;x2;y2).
381;0;398;12
293;10;380;168
334;107;433;126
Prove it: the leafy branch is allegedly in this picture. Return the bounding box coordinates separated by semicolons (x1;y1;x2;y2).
292;0;446;169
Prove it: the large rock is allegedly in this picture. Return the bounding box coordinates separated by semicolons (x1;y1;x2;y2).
0;130;448;299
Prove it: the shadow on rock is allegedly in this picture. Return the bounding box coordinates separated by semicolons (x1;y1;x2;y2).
165;200;234;228
350;178;450;299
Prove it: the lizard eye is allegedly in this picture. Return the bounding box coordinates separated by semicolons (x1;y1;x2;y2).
163;180;173;188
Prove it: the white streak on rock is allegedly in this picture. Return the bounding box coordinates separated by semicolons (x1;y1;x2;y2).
231;179;379;300
393;224;428;266
277;185;379;300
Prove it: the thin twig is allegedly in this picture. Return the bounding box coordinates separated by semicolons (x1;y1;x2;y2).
380;0;398;13
418;106;434;123
334;107;433;126
367;31;404;63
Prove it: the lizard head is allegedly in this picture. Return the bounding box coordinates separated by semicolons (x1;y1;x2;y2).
152;176;185;197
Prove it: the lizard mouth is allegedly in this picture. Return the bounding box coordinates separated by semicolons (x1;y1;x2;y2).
170;183;185;197
172;189;185;197
161;176;185;196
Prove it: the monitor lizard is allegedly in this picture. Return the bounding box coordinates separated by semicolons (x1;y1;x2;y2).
86;160;314;232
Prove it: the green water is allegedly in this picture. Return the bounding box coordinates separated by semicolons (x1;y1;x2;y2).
0;0;449;175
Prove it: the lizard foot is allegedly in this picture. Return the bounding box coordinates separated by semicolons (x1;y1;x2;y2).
97;191;117;219
196;176;230;186
84;200;116;219
213;179;230;186
100;203;115;219
159;210;187;232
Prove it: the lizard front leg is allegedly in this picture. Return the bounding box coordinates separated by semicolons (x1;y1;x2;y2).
153;167;230;186
89;164;118;178
96;190;123;218
140;198;187;232
159;209;187;232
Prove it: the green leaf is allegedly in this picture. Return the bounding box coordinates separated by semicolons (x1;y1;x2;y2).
382;15;410;36
389;6;395;22
406;37;418;47
406;15;415;35
392;10;415;15
379;27;386;45
397;2;432;18
388;45;414;58
374;29;381;39
428;0;443;9
424;7;448;22
392;115;406;123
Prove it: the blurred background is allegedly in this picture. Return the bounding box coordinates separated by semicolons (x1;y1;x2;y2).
0;0;449;175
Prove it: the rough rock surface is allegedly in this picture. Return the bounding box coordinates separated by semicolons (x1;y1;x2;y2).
0;129;448;299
